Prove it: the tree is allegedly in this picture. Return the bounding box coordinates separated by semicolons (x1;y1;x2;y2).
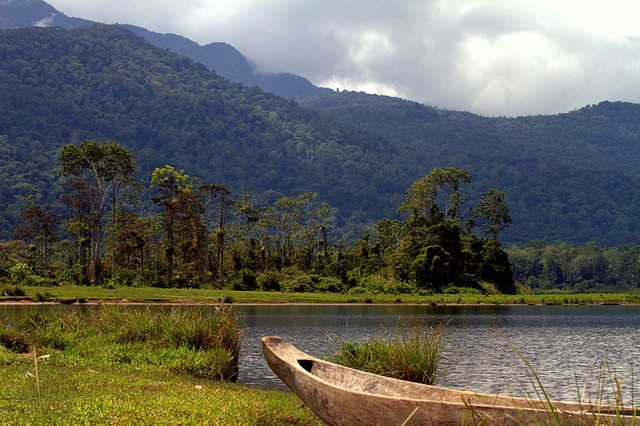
266;195;304;267
398;167;472;223
61;180;92;284
60;140;136;285
110;210;151;286
103;143;137;279
200;183;231;279
393;169;472;290
264;192;331;269
373;219;404;257
478;239;516;294
296;192;331;267
150;165;192;282
231;193;263;241
13;196;60;271
475;188;512;240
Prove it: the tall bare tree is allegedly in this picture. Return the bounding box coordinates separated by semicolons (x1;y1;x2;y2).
60;140;135;285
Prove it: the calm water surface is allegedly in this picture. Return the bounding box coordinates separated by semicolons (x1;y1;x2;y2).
2;304;639;404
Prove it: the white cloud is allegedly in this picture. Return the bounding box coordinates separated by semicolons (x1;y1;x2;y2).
45;0;640;117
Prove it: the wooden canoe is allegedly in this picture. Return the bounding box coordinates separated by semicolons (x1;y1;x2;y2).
262;336;637;425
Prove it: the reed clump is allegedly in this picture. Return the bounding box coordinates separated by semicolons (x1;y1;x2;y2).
330;321;447;385
0;306;242;381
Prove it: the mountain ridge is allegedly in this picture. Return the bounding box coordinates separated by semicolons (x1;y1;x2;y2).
2;5;640;246
0;24;396;241
0;0;329;98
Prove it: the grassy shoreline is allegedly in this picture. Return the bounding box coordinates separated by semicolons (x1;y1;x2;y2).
2;285;640;306
0;305;322;424
3;287;639;424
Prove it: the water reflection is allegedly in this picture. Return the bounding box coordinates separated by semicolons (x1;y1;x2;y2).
2;303;639;404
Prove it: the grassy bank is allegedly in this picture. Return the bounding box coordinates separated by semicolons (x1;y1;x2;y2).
0;307;242;381
0;362;321;424
2;284;640;305
0;306;321;424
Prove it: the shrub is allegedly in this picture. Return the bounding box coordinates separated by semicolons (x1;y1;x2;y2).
2;285;26;297
315;276;345;293
113;268;142;287
330;321;448;385
281;274;314;293
8;263;32;284
257;270;281;292
360;275;386;294
444;285;483;295
239;269;257;290
34;292;55;302
359;274;413;294
0;326;30;353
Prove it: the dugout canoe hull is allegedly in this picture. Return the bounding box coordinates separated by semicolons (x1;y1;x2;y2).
261;336;636;425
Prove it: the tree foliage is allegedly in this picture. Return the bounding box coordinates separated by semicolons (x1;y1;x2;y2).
475;188;512;240
59;140;135;285
388;168;515;293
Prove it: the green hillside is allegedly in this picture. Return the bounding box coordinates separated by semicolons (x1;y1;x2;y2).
1;24;640;246
0;25;396;241
0;0;327;98
299;92;640;245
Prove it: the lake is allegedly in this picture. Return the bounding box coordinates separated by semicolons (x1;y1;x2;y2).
2;303;639;405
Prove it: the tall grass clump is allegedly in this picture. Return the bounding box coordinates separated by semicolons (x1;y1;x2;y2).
0;326;30;353
161;306;242;380
330;321;447;385
0;306;243;382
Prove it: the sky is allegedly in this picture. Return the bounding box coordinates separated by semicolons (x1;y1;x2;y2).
45;0;640;117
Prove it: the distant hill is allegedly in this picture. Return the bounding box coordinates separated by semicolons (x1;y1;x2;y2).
2;9;640;246
0;25;394;241
121;25;329;98
299;92;640;244
0;0;330;98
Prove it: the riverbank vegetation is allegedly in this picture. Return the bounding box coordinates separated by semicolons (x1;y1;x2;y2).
0;306;321;424
4;142;640;300
330;321;447;385
0;306;242;381
2;142;520;297
2;285;640;305
507;241;640;291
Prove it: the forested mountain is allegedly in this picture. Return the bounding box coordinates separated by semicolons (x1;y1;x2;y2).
1;21;640;246
122;25;328;98
0;0;328;98
0;24;397;241
299;92;640;245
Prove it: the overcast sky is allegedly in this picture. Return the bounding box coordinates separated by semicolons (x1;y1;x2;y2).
46;0;640;117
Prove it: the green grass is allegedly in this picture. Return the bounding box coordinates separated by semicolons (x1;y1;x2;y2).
0;306;322;424
3;284;640;306
0;361;322;425
329;321;448;385
0;306;242;381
